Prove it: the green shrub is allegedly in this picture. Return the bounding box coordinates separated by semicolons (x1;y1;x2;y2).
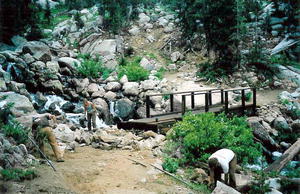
76;54;112;79
248;171;271;194
196;61;226;82
162;157;179;173
1;120;29;145
117;56;149;82
167;112;262;165
1;168;37;181
154;67;166;80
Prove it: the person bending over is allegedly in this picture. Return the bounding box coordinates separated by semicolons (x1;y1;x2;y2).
32;114;64;162
208;148;237;188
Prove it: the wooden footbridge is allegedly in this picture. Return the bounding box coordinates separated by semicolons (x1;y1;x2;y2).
117;87;257;132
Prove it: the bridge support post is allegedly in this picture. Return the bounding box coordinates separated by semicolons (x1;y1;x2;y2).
146;95;150;118
191;92;195;109
252;88;256;115
182;95;186;115
205;93;209;112
225;91;229;114
170;94;174;112
221;89;224;104
209;90;212;105
241;89;245;115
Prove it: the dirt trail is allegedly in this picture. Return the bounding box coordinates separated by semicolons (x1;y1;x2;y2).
13;147;195;194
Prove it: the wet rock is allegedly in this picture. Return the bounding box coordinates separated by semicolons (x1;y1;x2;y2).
61;102;75;113
115;98;134;119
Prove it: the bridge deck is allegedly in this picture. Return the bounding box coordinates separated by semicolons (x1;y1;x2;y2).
118;104;255;131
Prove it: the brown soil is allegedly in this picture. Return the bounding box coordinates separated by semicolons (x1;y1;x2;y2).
3;147;196;194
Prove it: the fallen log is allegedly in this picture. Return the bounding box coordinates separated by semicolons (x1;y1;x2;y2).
264;138;300;173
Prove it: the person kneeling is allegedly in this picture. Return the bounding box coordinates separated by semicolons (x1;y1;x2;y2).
208;148;237;188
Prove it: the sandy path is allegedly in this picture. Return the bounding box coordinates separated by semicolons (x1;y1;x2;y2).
10;147;196;194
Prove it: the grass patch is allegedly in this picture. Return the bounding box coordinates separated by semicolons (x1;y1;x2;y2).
1;168;37;181
117;56;149;82
76;54;112;79
0;120;29;145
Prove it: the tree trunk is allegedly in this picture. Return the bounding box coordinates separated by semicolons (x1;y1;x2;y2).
264;138;300;173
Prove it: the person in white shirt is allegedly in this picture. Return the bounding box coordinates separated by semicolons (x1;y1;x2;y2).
208;148;237;188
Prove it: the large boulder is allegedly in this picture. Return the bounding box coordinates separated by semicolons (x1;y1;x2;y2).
0;92;35;117
123;82;140;96
170;51;184;62
273;117;290;131
211;181;241;194
105;82;122;92
92;98;109;118
91;39;117;57
23;41;51;62
53;124;75;143
58;57;80;70
247;117;279;151
139;13;151;25
140;57;155;71
115;98;134;119
140;80;158;91
41;80;63;94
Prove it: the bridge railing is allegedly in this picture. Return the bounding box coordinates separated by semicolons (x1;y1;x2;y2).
181;87;256;115
145;87;256;118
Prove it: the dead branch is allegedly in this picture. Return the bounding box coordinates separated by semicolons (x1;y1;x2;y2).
264;138;300;173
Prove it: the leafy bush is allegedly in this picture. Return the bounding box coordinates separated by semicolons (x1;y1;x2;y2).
162;157;179;173
76;54;112;79
117;56;149;81
167;112;262;165
196;61;226;82
1;120;29;144
0;168;37;181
